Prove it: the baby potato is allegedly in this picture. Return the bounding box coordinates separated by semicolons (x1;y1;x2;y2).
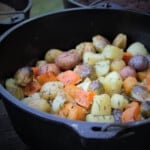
22;97;50;112
40;81;64;100
103;71;123;95
88;80;105;95
55;50;81;70
36;60;47;67
5;78;24;99
92;34;110;52
38;63;61;75
120;66;136;80
112;33;127;49
95;60;110;77
14;66;33;87
102;45;124;60
128;55;149;72
127;42;148;56
74;64;97;80
45;49;62;63
90;94;111;115
111;94;129;110
75;42;96;56
83;52;104;65
110;59;126;72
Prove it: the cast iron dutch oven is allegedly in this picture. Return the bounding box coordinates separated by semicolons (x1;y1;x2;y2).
0;8;150;150
0;0;32;35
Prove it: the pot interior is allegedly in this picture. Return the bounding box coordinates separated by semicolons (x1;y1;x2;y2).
0;8;150;124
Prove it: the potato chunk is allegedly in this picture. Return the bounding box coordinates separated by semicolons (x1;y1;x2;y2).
102;45;123;60
90;94;111;115
103;71;123;95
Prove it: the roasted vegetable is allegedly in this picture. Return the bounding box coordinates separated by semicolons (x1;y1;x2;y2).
92;34;110;52
88;80;104;94
40;81;64;100
83;52;104;65
120;66;136;80
5;78;24;99
74;64;96;80
131;85;150;102
103;71;123;95
112;33;127;49
75;42;96;56
22;96;50;112
95;60;110;77
55;50;81;70
102;45;123;60
14;66;33;86
111;94;128;110
127;42;148;56
90;94;111;115
45;49;62;63
128;55;149;72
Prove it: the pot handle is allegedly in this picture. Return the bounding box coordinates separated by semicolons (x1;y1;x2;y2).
0;11;25;25
69;119;150;141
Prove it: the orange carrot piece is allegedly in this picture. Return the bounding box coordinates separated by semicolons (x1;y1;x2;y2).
59;102;87;121
36;71;57;85
32;67;39;77
121;101;141;123
65;85;95;109
123;52;132;64
23;81;41;96
57;70;82;86
123;76;138;95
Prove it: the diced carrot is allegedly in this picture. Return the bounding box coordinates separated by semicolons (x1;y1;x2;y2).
23;81;41;96
123;76;138;95
36;71;57;85
123;52;132;64
65;85;95;109
32;67;39;77
57;70;82;86
121;101;141;123
59;102;87;121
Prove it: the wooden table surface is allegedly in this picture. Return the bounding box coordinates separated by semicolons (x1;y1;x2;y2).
0;100;30;150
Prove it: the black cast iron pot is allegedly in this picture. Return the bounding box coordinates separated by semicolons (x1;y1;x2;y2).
0;8;150;150
0;0;32;35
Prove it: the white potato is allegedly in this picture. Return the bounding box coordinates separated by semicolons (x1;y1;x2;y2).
127;42;148;56
22;97;50;112
103;71;123;95
86;114;114;123
52;90;73;113
111;94;128;110
102;45;123;60
77;77;92;91
92;34;110;52
95;60;110;77
110;59;126;72
112;33;127;49
83;52;104;65
40;81;64;100
91;94;111;115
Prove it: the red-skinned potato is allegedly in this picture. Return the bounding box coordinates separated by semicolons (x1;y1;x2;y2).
55;50;81;70
38;63;60;75
120;66;136;80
